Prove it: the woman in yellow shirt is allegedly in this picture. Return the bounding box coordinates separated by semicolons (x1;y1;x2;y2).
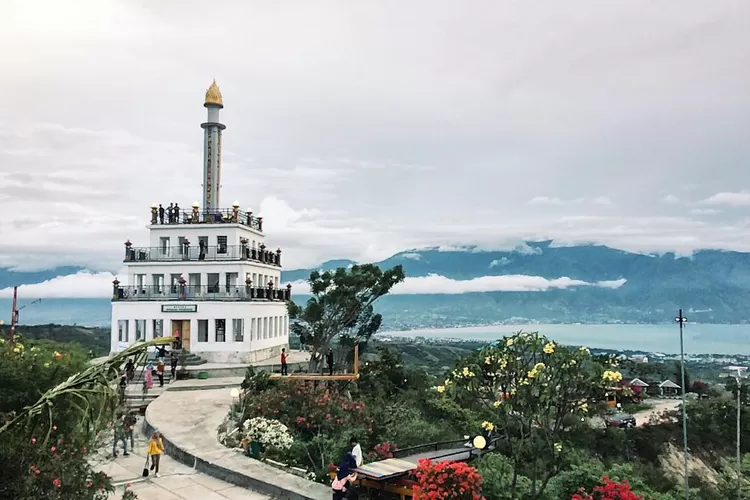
147;431;165;477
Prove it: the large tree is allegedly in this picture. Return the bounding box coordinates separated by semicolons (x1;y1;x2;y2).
287;263;404;372
441;331;615;500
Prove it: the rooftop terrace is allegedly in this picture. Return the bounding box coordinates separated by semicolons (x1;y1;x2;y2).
149;204;263;231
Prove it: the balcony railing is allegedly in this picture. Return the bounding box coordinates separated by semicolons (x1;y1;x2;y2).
112;284;292;302
123;245;281;266
149;206;263;231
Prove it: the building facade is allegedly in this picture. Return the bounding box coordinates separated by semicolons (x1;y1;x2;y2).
110;81;291;363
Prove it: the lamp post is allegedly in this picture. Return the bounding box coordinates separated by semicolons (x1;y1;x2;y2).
674;309;689;499
726;366;747;499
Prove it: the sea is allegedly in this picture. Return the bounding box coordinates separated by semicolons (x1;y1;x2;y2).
1;298;749;355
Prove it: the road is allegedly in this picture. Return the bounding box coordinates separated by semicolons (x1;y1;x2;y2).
633;399;681;427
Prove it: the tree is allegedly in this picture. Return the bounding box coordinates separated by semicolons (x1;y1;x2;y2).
0;336;172;499
287;264;404;372
441;332;614;500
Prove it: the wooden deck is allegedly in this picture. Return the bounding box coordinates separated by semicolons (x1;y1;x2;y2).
268;373;359;381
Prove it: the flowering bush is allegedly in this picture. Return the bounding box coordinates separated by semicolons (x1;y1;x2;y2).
572;476;653;499
242;417;293;452
365;441;399;462
412;459;484;500
438;332;612;499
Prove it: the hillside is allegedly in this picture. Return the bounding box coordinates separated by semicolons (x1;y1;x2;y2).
0;324;110;356
283;243;750;326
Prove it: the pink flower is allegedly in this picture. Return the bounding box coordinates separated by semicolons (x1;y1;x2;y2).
86;481;92;488
81;447;87;453
31;438;36;444
52;425;57;431
53;478;61;488
50;446;56;452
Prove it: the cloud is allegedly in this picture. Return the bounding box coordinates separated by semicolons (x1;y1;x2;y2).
699;191;750;207
691;208;721;215
290;274;627;295
663;194;680;204
1;1;750;271
398;253;423;260
1;270;627;298
489;257;511;268
0;270;120;299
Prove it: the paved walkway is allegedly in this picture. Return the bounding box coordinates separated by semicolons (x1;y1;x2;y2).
145;381;330;500
94;432;269;500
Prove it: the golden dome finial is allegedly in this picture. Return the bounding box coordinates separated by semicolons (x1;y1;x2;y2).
204;79;223;108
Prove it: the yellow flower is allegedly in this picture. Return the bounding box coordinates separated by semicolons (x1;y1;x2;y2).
543;342;555;354
534;362;545;371
30;346;39;352
579;346;590;354
484;356;492;365
520;378;530;386
580;403;589;413
602;370;623;383
436;386;446;393
0;338;4;344
570;359;577;365
43;362;51;368
506;338;514;347
493;400;501;408
481;421;495;431
444;379;452;386
16;343;24;350
462;367;475;378
499;357;508;369
554;442;563;452
13;347;21;354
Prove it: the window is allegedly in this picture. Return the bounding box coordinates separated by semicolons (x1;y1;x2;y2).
178;236;187;255
198;320;208;342
263;317;268;339
160;237;170;255
135;320;146;341
135;274;146;290
274;316;279;337
152;274;164;290
153;319;163;338
226;272;238;292
215;319;226;342
118;320;129;342
233;319;244;342
217;235;228;254
250;318;256;341
207;273;220;293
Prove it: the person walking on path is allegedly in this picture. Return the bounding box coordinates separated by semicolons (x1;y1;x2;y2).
147;431;165;477
170;350;179;380
118;375;128;403
156;359;165;387
125;358;135;382
112;414;129;458
124;411;137;449
326;348;334;376
280;348;288;376
142;362;154;400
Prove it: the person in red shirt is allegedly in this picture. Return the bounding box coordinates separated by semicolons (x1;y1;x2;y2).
280;348;288;376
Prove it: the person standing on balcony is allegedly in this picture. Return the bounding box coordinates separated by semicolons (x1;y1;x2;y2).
173;203;180;223
199;239;206;260
281;348;288;376
167;203;174;223
158;204;165;224
326;348;334;376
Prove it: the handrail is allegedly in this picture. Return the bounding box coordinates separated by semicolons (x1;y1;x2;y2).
149;207;263;231
392;438;468;458
123;245;281;266
112;284;291;302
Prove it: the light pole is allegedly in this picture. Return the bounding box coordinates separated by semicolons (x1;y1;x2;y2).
726;366;747;499
674;309;689;499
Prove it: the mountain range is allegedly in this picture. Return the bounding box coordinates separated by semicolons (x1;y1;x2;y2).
3;242;750;327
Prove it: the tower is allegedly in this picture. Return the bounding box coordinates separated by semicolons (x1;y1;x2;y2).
202;80;226;211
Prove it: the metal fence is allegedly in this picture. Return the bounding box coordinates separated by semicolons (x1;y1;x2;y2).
113;285;291;301
124;245;281;266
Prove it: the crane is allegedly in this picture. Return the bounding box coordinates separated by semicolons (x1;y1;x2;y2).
8;286;42;344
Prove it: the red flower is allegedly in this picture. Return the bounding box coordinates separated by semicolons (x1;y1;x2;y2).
53;478;61;488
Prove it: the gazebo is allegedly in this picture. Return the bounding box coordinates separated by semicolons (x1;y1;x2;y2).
629;378;649;394
659;380;681;397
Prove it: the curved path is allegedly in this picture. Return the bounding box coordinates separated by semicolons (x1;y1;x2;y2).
144;379;330;500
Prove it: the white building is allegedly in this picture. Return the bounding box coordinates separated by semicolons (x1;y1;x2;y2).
110;81;291;363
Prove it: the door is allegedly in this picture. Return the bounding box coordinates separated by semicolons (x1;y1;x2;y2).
182;320;191;347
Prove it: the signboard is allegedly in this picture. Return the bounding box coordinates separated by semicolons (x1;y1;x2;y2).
161;304;197;313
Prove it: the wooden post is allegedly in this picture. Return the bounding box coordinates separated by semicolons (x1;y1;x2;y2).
354;344;359;378
9;286;18;344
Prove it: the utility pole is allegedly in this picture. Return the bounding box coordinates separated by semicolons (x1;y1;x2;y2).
674;309;689;500
9;286;19;344
727;366;746;500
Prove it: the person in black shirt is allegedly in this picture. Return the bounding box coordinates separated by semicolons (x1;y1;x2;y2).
167;203;174;223
158;204;165;224
326;348;334;376
125;358;135;382
173;203;180;223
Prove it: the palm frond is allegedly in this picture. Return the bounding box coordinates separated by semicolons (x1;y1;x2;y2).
0;337;173;443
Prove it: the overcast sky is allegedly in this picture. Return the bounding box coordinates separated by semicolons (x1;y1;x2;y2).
2;0;750;272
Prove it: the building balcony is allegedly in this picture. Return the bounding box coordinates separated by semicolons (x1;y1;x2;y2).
111;283;292;302
123;243;282;267
149;205;263;232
